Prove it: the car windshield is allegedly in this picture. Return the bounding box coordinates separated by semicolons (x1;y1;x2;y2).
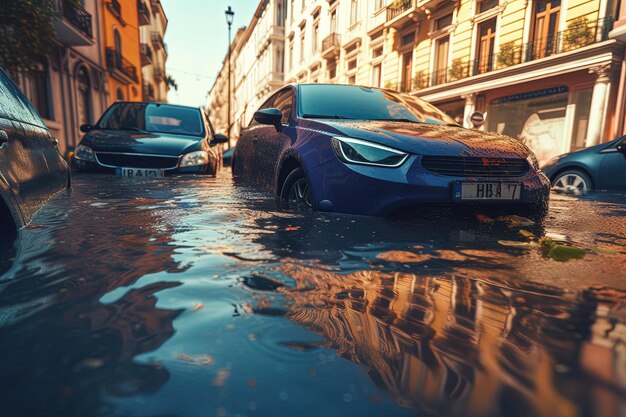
97;103;205;136
298;84;458;125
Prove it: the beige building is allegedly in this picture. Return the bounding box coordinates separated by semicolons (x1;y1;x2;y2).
207;0;623;164
139;0;169;102
207;0;286;141
19;0;109;156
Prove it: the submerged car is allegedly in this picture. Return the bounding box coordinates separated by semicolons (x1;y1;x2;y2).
542;136;626;192
232;84;550;216
73;102;228;177
0;68;70;234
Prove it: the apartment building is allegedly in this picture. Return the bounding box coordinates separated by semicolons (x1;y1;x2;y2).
609;0;626;136
139;0;169;102
207;0;287;140
18;0;109;155
102;0;143;102
286;0;622;165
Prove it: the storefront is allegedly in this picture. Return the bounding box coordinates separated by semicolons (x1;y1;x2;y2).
483;72;595;166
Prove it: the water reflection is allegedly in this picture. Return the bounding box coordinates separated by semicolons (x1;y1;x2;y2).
257;263;626;417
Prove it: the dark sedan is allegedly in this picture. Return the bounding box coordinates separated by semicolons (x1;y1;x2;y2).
0;68;70;235
232;84;550;216
542;136;626;192
73;102;227;177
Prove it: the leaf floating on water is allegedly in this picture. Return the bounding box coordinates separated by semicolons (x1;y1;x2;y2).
519;229;536;239
213;369;230;387
498;240;535;248
177;354;214;366
376;251;433;263
593;247;619;255
192;303;204;312
540;238;585;262
285;226;299;231
497;215;535;228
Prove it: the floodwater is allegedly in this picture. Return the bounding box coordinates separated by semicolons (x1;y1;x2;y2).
0;172;625;417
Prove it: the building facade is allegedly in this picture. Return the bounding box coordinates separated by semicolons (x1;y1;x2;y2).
18;0;109;156
102;0;143;102
207;0;623;165
139;0;169;102
207;0;287;142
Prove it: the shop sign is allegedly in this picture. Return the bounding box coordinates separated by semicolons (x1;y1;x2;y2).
491;86;569;105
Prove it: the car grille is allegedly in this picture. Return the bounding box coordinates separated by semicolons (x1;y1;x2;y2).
96;152;179;169
421;156;529;177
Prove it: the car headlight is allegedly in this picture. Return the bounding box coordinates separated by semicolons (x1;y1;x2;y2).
331;137;408;167
74;144;95;162
526;153;540;170
180;150;209;167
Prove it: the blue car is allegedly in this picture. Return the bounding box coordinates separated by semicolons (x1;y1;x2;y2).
232;84;550;216
542;136;626;193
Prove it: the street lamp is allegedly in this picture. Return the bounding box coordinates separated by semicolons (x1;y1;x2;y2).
225;6;234;149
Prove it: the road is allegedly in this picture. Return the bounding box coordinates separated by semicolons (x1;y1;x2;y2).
0;171;625;417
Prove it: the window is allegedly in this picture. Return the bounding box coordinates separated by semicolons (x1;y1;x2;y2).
99;103;205;136
76;67;92;126
374;0;384;11
275;46;284;73
348;75;356;85
289;40;294;70
312;20;319;54
371;63;381;88
478;0;498;13
401;32;414;47
435;14;453;31
113;29;122;60
328;61;337;79
476;18;496;74
290;0;294;22
532;0;561;59
372;46;383;58
29;61;52;120
433;36;450;85
330;9;337;32
273;89;293;124
116;87;125;100
347;58;357;71
350;0;358;26
276;0;284;27
401;52;412;92
300;31;305;61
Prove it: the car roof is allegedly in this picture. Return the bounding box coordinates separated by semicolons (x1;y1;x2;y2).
111;101;202;111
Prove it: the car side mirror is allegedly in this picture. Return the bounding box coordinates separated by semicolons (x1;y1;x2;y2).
212;133;228;145
80;124;93;133
254;108;282;132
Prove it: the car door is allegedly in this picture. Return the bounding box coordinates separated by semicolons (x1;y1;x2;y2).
598;137;626;190
0;69;66;225
235;93;277;185
265;87;296;187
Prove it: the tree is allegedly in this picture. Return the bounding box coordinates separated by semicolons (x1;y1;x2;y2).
0;0;59;78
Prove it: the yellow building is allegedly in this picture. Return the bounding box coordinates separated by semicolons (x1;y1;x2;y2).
102;0;143;101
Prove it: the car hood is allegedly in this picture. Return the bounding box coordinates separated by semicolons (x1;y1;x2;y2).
80;129;203;156
322;121;531;159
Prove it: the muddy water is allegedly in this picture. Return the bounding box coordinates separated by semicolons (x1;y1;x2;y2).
0;172;625;417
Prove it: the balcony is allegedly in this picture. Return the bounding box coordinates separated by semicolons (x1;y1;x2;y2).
106;48;139;83
140;43;153;66
55;0;94;46
138;0;150;26
151;32;165;49
153;67;165;82
322;33;341;59
399;17;614;92
143;83;156;101
386;0;417;29
109;0;122;20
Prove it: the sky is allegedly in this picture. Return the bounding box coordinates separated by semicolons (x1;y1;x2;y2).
160;0;257;107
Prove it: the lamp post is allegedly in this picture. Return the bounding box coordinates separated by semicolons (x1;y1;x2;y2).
225;6;234;149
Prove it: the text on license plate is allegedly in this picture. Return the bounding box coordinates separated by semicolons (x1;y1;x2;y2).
117;168;165;178
456;182;522;201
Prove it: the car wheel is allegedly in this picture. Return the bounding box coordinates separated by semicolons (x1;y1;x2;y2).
552;170;592;193
280;167;313;210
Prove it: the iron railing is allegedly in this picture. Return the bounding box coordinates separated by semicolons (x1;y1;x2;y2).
140;43;153;65
387;0;415;22
61;0;93;38
388;17;614;92
153;67;165;81
143;83;155;101
109;0;121;19
322;33;341;53
151;32;164;47
138;0;150;23
106;48;139;82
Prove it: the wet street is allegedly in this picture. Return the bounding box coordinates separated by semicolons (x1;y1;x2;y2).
0;171;625;417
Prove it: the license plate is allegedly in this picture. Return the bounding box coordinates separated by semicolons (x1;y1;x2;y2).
453;182;522;201
116;167;165;178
